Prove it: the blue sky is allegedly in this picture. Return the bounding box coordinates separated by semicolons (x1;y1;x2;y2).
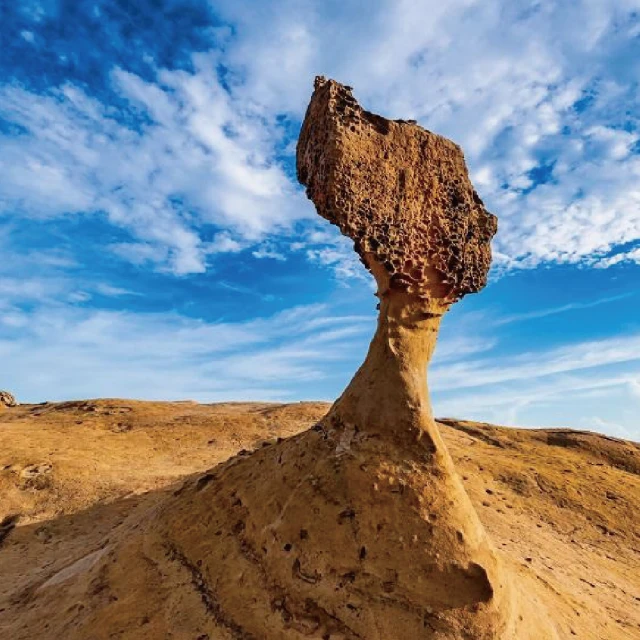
1;0;639;439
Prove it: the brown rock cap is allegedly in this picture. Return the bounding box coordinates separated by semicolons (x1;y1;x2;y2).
297;76;497;302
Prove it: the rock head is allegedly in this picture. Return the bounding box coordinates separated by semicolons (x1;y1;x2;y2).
298;76;497;303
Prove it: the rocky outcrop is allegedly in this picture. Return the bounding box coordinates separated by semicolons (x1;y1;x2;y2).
0;391;17;408
2;401;638;640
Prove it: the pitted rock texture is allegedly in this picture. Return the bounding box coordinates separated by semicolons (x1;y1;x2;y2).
297;76;497;301
295;78;557;638
1;401;638;640
0;391;17;408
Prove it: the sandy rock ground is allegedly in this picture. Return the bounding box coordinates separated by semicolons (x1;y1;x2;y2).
0;400;638;638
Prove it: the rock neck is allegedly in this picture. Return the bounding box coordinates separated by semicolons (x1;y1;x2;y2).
325;289;449;449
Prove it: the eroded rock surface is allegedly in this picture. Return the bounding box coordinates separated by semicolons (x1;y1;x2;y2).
2;401;639;640
292;78;557;638
298;76;497;301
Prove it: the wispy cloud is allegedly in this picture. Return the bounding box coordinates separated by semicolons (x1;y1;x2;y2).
433;335;498;363
218;280;278;302
434;361;640;436
493;292;635;325
432;333;640;391
0;61;311;275
94;284;140;297
204;0;640;271
432;333;640;438
593;246;640;268
0;302;369;402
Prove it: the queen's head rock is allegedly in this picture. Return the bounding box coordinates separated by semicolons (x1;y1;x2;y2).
297;77;498;450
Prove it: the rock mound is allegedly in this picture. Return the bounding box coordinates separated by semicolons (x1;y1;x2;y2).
2;401;638;639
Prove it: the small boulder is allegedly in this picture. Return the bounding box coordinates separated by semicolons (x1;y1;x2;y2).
0;391;18;408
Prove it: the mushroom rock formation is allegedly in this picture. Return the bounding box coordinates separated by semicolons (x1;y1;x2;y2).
283;77;557;638
9;81;559;639
296;76;498;450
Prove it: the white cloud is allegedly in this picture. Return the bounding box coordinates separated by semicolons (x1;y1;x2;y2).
0;302;370;403
94;284;139;297
434;360;640;439
252;245;287;261
218;281;277;302
3;1;639;277
207;0;640;272
0;232;136;304
432;333;640;391
593;246;640;268
303;230;371;284
493;292;634;325
207;232;244;255
0;276;59;300
0;58;311;275
430;331;640;438
433;335;498;363
67;291;92;303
